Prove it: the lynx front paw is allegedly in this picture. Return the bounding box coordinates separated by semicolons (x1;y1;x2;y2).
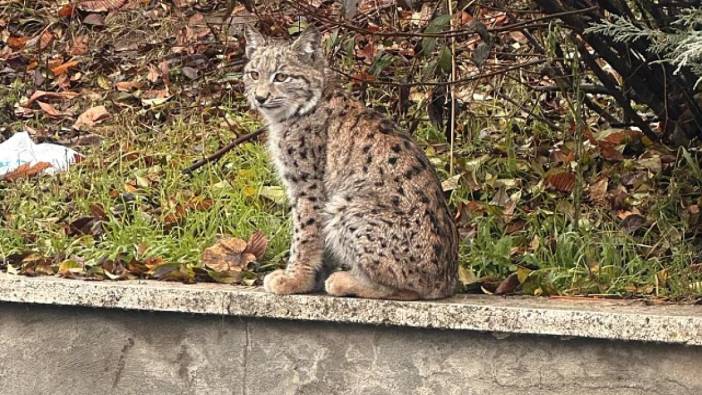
263;269;315;295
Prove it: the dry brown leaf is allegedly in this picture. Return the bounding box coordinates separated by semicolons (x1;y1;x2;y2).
37;101;64;117
25;90;80;106
599;144;624;161
173;0;197;8
146;64;160;82
77;0;128;12
39;31;55;50
202;237;256;273
461;11;474;25
50;59;80;76
83;13;105;26
7;36;28;50
67;216;104;237
58;4;76;17
495;272;520;295
509;31;527;43
599;129;641;145
621;213;646;234
202;231;268;284
70;36;89;56
589;178;609;206
73;105;110;130
115;80;143;92
2;162;52;182
616;210;639;220
545;171;576;193
244;231;268;260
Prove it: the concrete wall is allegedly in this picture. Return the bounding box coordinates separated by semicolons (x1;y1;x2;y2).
0;303;700;395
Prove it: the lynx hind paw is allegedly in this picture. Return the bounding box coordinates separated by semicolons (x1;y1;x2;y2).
263;269;316;295
324;271;356;297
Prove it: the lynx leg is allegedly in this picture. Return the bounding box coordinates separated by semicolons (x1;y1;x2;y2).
263;268;318;295
325;271;419;300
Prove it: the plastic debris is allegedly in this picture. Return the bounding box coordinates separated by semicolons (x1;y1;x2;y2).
0;131;80;178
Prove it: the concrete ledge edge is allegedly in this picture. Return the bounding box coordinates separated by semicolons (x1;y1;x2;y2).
0;273;700;345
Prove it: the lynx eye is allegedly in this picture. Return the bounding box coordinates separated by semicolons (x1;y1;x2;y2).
249;71;260;80
274;73;289;82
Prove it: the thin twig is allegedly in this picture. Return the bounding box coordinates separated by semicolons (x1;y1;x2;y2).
447;0;457;175
287;1;595;38
496;91;558;130
331;59;545;87
182;127;266;175
529;84;613;95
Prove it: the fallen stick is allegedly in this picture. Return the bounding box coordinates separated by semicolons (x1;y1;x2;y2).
182;126;266;175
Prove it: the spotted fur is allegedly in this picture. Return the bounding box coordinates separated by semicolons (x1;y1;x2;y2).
244;27;458;300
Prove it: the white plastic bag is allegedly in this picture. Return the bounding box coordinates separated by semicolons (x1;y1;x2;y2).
0;132;80;177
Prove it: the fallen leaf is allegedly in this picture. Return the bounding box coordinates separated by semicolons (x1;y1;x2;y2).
101;258;132;280
58;259;84;278
7;36;28;50
458;265;477;285
203;237;253;271
621;213;646;234
58;4;77;17
596;129;641;145
461;11;473;25
259;185;287;205
639;156;662;174
202;231;267;284
24;90;80;106
545;170;576;193
441;173;462;192
67;216;104;237
2;162;52;182
50;59;80;76
115;80;142;92
70;36;90;56
616;210;637;220
146;64;160;82
141;89;171;106
148;262;195;282
83;13;105;26
73;105;110;130
509;31;527;43
39;31;55;50
589;178;608;206
495;272;520;295
37;101;64;117
182;66;198;80
77;0;128;12
244;231;268;260
19;253;55;276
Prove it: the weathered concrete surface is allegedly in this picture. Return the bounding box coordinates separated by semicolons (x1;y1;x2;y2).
0;303;700;395
0;273;701;345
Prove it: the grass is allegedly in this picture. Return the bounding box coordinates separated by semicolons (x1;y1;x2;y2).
2;74;701;297
1;0;701;299
1;110;291;280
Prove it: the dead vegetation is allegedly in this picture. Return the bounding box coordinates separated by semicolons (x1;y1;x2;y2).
1;0;701;300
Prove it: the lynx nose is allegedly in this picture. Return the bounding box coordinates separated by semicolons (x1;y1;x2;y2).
255;94;269;105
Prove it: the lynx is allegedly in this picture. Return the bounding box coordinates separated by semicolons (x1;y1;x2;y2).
243;26;458;300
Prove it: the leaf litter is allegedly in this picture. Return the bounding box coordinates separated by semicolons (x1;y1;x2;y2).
0;1;701;300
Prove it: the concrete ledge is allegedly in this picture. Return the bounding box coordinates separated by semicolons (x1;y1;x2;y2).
0;273;701;345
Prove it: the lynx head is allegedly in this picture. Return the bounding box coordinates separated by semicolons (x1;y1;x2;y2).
243;26;326;123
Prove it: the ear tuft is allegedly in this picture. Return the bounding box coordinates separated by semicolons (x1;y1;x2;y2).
291;27;322;59
244;25;266;58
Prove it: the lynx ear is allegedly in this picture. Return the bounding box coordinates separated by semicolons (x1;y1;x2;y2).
291;27;322;60
244;26;266;58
